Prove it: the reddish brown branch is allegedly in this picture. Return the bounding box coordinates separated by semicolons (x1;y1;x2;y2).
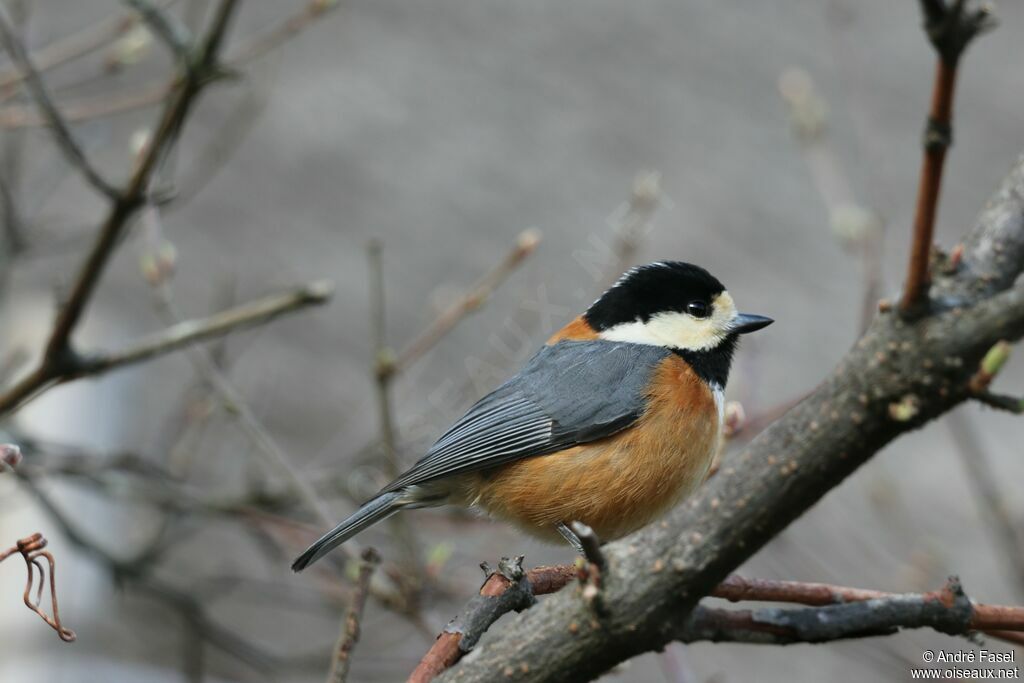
713;574;890;606
901;1;995;313
0;533;76;642
413;566;1024;681
408;563;575;683
901;60;956;312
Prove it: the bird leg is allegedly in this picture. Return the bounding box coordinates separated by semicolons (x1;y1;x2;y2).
556;521;585;554
565;521;608;615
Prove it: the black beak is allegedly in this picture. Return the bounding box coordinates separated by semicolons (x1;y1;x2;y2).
732;313;773;334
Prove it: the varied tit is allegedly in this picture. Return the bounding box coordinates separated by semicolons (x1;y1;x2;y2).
292;261;772;570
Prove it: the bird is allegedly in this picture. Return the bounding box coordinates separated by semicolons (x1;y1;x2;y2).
292;261;772;571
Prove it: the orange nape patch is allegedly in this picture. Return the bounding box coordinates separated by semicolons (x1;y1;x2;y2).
454;355;720;543
546;316;599;344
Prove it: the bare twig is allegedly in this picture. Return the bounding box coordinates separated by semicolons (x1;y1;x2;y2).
0;80;170;127
144;280;419;615
0;0;342;129
366;240;422;576
0;3;119;198
79;280;333;376
49;0;236;344
317;229;541;486
947;411;1024;598
901;0;996;313
0;533;76;642
151;281;337;530
608;172;663;281
973;392;1023;414
326;548;380;683
778;67;885;332
0;1;176;95
0;13;27;261
394;229;541;374
15;475;281;672
0;280;332;416
123;0;193;60
228;0;341;64
368;240;399;477
0;167;25;254
0;0;241;417
169;84;269;207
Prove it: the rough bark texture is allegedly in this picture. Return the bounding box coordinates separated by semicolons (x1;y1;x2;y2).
437;154;1024;682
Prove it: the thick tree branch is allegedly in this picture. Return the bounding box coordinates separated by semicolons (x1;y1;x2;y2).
437;149;1024;682
416;566;1024;681
947;412;1024;598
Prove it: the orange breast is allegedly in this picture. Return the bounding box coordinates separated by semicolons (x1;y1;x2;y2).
457;354;720;543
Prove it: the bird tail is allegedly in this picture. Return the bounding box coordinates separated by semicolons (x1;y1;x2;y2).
291;491;403;571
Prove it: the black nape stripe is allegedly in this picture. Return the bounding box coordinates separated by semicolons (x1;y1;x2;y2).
673;334;738;388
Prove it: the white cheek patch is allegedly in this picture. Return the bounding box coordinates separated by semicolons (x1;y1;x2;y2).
598;312;721;350
598;290;737;352
599;291;739;352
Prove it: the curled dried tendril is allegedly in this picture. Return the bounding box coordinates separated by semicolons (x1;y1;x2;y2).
0;533;76;642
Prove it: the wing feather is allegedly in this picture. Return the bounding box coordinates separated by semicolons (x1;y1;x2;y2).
383;341;670;492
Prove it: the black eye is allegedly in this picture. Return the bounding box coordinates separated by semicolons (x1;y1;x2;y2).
687;301;709;318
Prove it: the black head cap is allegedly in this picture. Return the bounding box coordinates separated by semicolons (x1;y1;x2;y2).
584;261;726;331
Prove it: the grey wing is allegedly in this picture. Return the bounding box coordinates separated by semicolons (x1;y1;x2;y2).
382;340;670;492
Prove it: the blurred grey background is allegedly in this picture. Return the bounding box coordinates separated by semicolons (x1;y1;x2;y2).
0;0;1022;681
